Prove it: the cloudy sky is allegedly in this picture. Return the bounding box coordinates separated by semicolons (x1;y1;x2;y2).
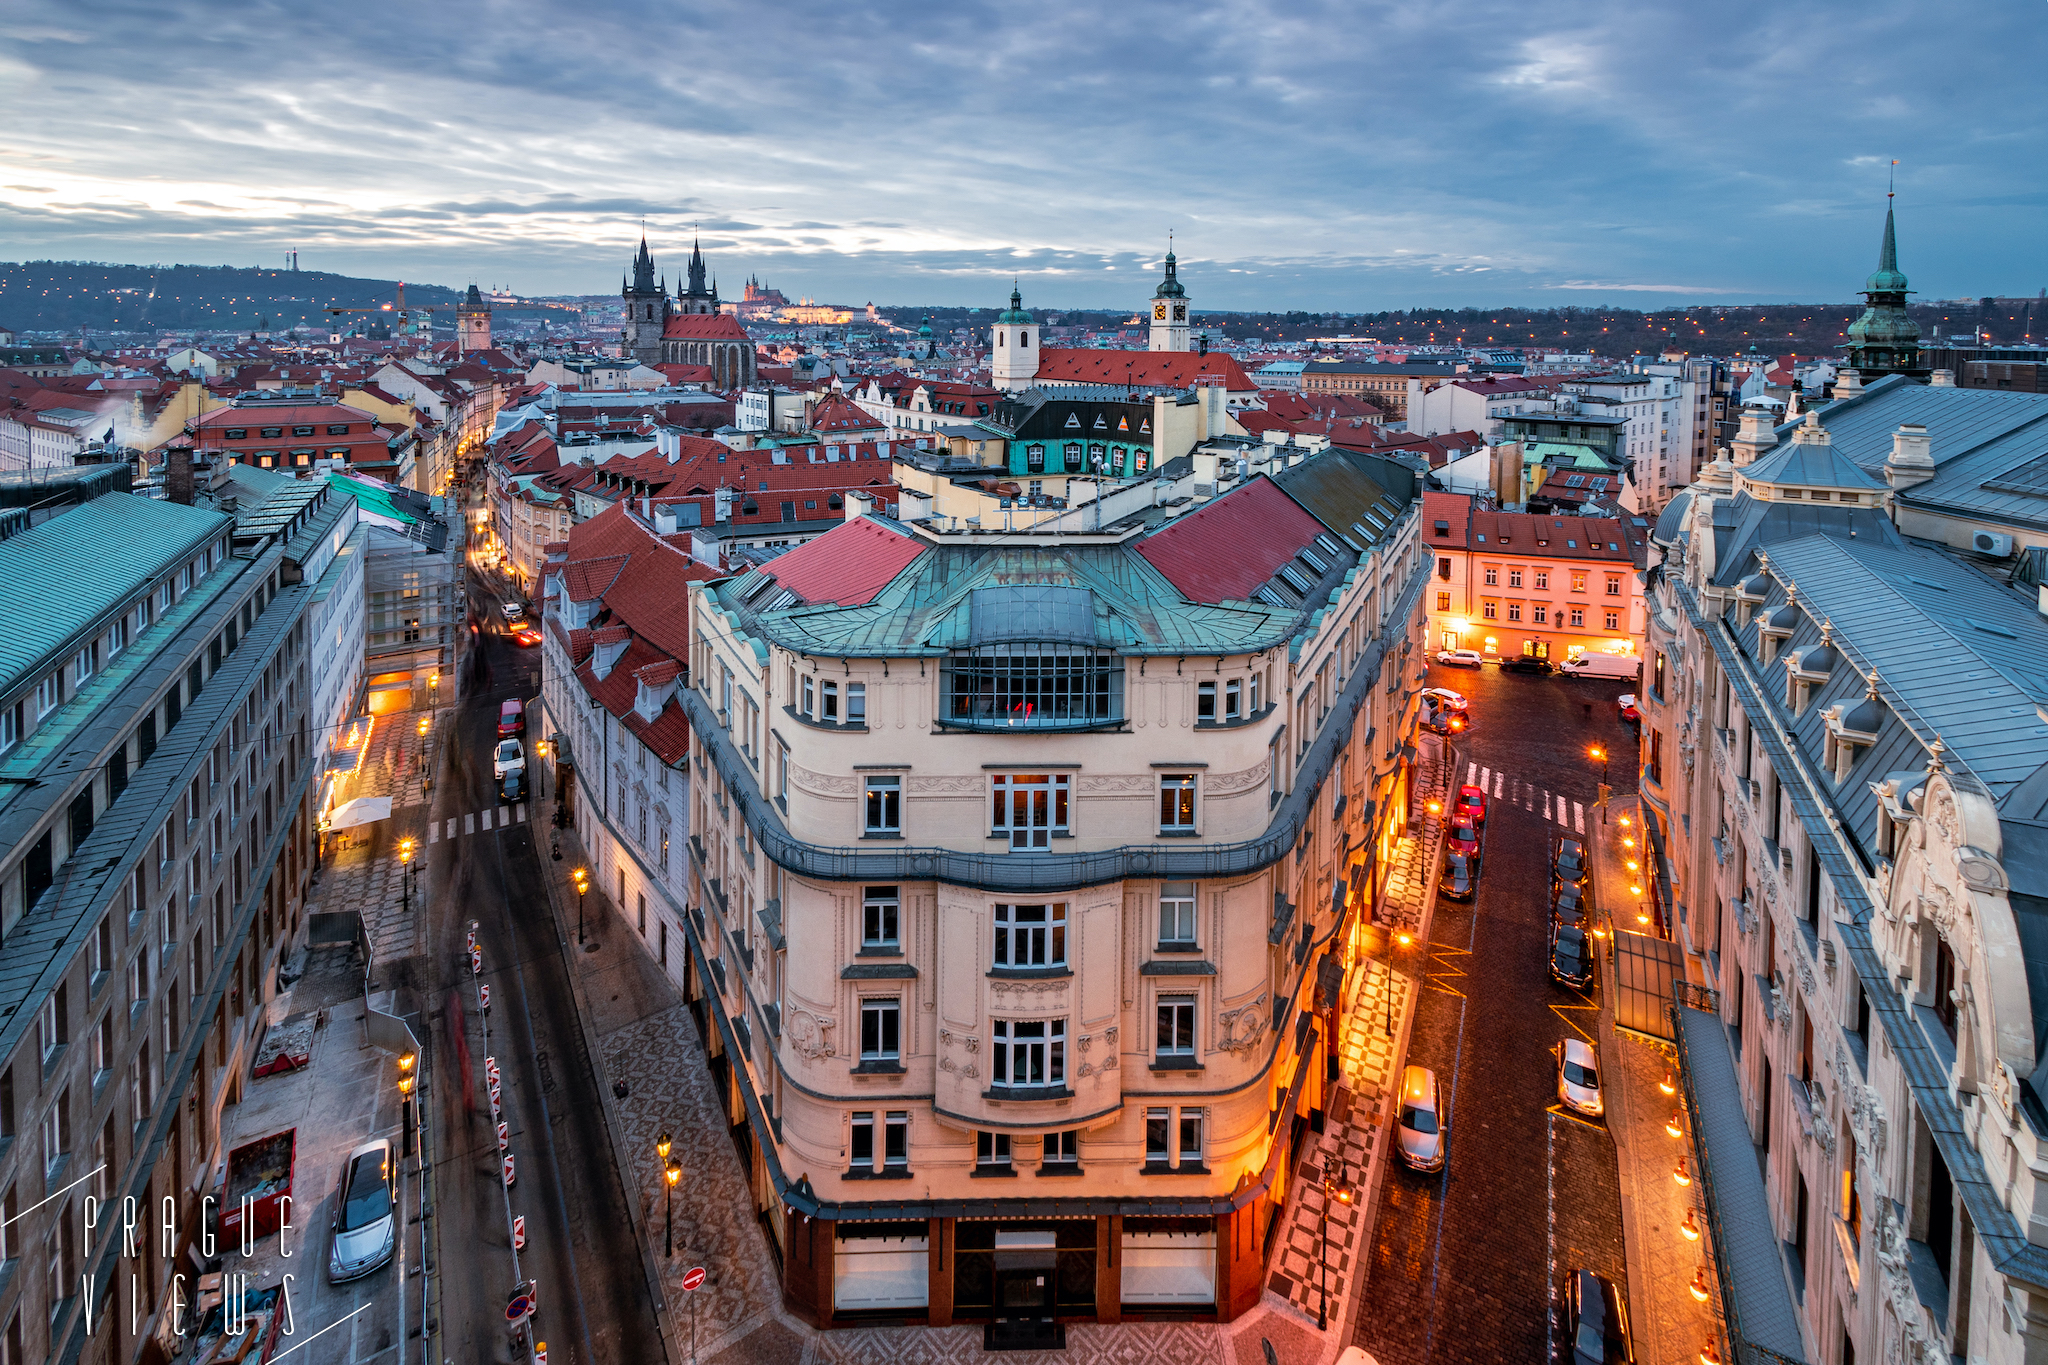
3;0;2043;311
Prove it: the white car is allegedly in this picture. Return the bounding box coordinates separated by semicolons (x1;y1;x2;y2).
1556;1037;1603;1118
1421;687;1470;712
1436;649;1485;668
502;600;524;620
328;1139;396;1283
1395;1064;1445;1172
493;738;525;778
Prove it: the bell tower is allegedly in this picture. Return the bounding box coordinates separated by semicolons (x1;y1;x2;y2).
1844;196;1927;381
992;285;1039;390
457;284;492;354
1149;240;1190;353
621;234;668;366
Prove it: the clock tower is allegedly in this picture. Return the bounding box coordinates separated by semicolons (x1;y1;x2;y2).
1149;247;1190;353
991;285;1038;390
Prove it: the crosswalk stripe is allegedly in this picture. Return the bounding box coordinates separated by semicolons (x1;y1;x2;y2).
446;817;455;839
464;812;475;835
1574;803;1585;833
1492;770;1504;798
1467;762;1479;786
428;823;439;844
1542;793;1553;822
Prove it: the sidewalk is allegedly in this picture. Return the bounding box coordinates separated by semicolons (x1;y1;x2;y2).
524;735;1450;1365
1259;732;1449;1355
306;705;454;967
1593;801;1723;1365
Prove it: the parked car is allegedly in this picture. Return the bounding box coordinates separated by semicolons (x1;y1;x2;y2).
1439;852;1478;901
1564;1268;1633;1363
1395;1065;1445;1172
1500;654;1553;674
1420;687;1470;712
493;738;525;778
502;600;524;620
1551;882;1589;931
1556;1038;1604;1117
1551;925;1595;989
1559;652;1641;681
1615;693;1641;722
1446;816;1481;860
1436;649;1485;668
328;1139;396;1283
1553;836;1590;888
1454;784;1488;826
498;768;526;805
498;698;525;737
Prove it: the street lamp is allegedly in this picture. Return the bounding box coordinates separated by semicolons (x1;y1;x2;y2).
1386;931;1412;1038
398;838;416;915
1317;1170;1356;1329
573;867;590;944
397;1051;418;1157
656;1130;678;1258
1588;744;1611;825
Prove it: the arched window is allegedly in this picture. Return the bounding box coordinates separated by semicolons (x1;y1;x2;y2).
1020;331;1030;348
997;331;1005;348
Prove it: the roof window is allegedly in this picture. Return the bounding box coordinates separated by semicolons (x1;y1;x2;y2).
1433;520;1450;535
1297;545;1327;573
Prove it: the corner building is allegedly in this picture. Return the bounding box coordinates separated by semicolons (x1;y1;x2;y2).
663;453;1427;1329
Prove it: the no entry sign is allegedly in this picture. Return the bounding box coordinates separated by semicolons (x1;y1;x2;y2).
681;1266;707;1292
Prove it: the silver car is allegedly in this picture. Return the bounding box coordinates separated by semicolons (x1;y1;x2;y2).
493;738;525;778
328;1139;396;1283
1556;1038;1603;1118
1396;1064;1445;1172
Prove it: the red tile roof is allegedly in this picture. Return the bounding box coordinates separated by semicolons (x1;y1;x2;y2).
1137;476;1328;604
1032;348;1258;393
1423;490;1472;547
760;516;926;606
556;502;723;660
661;313;752;342
654;363;718;385
807;391;884;434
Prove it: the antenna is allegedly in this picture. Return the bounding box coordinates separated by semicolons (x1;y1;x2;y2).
1888;159;1897;203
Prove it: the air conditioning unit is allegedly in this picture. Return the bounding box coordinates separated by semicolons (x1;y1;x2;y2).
1973;530;2014;557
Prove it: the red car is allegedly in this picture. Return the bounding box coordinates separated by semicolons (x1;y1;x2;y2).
1446;816;1481;859
1454;783;1488;826
512;627;542;647
1616;693;1641;722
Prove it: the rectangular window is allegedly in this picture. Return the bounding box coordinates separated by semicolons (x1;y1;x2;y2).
1605;610;1620;631
822;681;839;721
847;683;866;724
1158;882;1197;947
1159;775;1197;831
1482;601;1497;620
801;675;815;718
1506;602;1522;622
1571;572;1587;592
36;676;60;717
864;777;901;835
850;1111;875;1169
1043;1130;1079;1166
862;887;900;950
1605;576;1622;596
1224;680;1241;720
1196;681;1216;720
1178;1108;1206;1166
1508;569;1522;588
989;773;1069;849
884;1112;908;1168
860;998;901;1062
1534;570;1549;590
976;1131;1011;1169
1436;591;1451;611
1570;608;1585;628
993;903;1066;968
990;1018;1065;1088
1145;1108;1171;1164
1248;673;1261;715
1533;604;1548;624
1156;996;1196;1058
1483;567;1498;586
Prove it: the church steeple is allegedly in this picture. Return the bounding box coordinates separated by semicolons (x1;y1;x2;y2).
687;236;707;296
1149;234;1192;353
631;234;659;294
1845;194;1926;381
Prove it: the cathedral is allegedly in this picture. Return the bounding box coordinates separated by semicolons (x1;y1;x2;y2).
619;235;757;389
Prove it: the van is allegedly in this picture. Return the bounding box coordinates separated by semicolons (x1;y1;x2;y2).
1559;653;1641;681
498;699;525;737
1395;1065;1445;1171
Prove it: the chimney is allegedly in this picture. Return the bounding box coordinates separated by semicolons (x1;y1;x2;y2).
844;490;873;522
1930;369;1956;388
1884;423;1935;490
165;443;196;505
1832;368;1864;398
1731;403;1777;467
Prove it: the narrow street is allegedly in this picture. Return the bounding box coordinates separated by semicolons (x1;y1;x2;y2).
1354;661;1639;1365
418;528;667;1364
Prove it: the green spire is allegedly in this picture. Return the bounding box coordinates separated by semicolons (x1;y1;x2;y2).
1864;206;1908;294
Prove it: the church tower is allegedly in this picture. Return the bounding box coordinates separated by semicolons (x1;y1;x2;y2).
1844;201;1927;380
1149;246;1191;352
991;285;1038;390
457;283;492;354
677;236;719;316
621;235;668;367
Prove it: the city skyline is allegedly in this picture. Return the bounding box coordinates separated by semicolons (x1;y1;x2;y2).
4;0;2043;310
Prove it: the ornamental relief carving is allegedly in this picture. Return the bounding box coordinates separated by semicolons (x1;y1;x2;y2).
988;978;1069;1006
1956;846;2008;894
1077;774;1152;795
937;1028;980;1080
1217;993;1270;1054
1848;1083;1889;1167
1207;760;1273;797
907;774;984;796
786;1009;837;1061
790;764;856;797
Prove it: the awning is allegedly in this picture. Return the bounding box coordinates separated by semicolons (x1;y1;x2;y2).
324;796;393;831
1674;1005;1809;1361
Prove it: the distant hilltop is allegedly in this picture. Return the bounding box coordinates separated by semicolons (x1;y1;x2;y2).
0;261;468;334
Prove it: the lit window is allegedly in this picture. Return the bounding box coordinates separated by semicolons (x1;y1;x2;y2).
863;777;900;835
1159;775;1197;831
990;773;1069;849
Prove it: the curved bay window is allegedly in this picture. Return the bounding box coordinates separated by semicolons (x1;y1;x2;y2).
945;644;1122;729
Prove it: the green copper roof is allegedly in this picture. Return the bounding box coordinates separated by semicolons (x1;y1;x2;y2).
1863;206;1910;294
996;286;1033;325
1154;250;1186;299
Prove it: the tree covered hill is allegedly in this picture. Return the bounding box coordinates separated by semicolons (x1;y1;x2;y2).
0;261;465;334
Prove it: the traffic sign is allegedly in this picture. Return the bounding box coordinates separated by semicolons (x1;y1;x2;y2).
681;1266;707;1292
513;1215;526;1251
506;1292;534;1325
